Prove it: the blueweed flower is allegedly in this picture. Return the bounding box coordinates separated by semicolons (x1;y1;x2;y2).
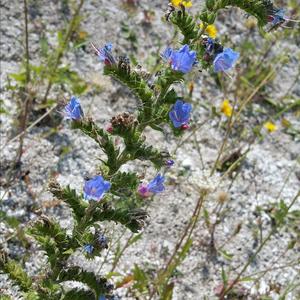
99;296;106;300
148;174;165;193
213;48;239;73
83;175;111;201
138;174;165;198
64;96;84;120
161;45;197;73
169;100;192;128
91;42;116;66
83;244;94;254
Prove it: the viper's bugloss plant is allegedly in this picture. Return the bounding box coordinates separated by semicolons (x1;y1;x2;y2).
0;0;289;299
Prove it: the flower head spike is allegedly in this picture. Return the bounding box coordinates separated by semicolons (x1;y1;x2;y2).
83;175;111;201
169;100;192;128
171;0;192;7
220;99;233;117
64;96;84;120
83;244;94;254
138;174;165;198
162;45;197;73
213;48;239;73
91;42;116;66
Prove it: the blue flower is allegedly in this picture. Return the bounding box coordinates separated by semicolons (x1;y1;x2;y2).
162;45;197;73
98;295;106;300
147;174;165;194
83;175;111;201
83;244;94;254
213;48;239;72
138;174;165;198
169;100;192;128
92;42;116;66
64;96;84;120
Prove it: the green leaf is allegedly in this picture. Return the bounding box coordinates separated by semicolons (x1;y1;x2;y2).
48;180;88;223
221;267;228;285
0;257;32;292
219;249;234;261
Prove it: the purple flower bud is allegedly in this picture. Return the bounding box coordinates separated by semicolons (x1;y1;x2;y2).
64;96;84;120
83;175;111;201
161;45;197;73
169;100;192;128
106;123;113;134
213;48;239;73
138;184;151;198
83;244;94;254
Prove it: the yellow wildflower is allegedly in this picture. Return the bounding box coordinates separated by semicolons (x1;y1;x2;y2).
264;121;277;133
220;100;233;117
199;23;217;38
171;0;192;8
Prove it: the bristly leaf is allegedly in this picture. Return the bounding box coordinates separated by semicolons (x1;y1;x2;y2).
49;180;87;223
110;172;139;197
28;216;70;269
58;267;111;298
0;252;32;292
62;288;96;300
91;207;148;233
201;0;274;27
104;65;154;122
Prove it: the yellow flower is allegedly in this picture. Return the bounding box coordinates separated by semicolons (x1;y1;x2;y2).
220;100;233;117
264;121;277;133
199;23;217;38
171;0;192;8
